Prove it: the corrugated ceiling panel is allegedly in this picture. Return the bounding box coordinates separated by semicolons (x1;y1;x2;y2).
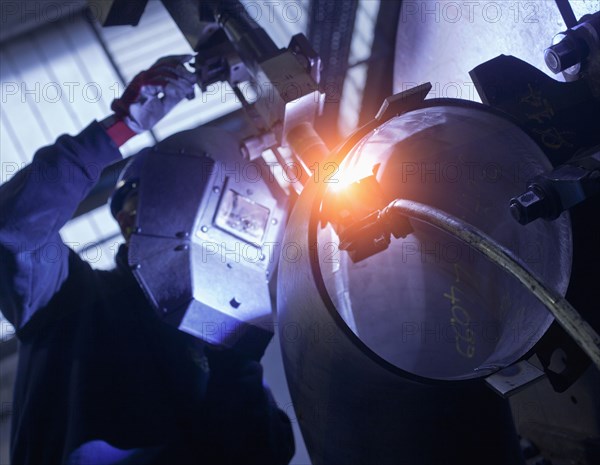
0;114;27;179
1;17;122;178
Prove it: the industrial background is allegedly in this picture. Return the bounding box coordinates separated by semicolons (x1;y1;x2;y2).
1;1;599;464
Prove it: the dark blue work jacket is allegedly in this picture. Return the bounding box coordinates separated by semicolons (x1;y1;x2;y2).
0;122;294;465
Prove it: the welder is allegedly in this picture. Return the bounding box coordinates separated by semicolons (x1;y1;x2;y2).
0;55;294;465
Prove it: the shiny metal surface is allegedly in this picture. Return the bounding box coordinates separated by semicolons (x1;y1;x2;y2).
277;101;572;464
317;102;572;380
393;1;600;101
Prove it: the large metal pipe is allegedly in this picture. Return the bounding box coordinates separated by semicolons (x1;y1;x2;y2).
277;100;572;464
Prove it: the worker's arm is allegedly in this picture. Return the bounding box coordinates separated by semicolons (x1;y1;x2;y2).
0;55;196;334
0;122;122;332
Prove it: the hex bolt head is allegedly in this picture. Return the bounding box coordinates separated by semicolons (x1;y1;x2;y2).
509;189;547;225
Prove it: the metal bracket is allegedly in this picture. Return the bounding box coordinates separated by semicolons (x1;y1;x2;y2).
485;360;546;398
375;82;432;123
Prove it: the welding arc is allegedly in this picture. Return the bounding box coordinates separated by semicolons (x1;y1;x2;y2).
381;199;600;370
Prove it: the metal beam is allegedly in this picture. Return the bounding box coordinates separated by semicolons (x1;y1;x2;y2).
358;0;402;125
307;0;359;147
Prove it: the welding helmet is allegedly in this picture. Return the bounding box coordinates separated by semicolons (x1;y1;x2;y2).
114;126;289;359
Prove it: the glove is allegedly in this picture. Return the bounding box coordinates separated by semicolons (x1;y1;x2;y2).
111;54;196;133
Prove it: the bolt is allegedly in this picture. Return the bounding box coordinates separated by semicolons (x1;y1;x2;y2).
544;35;586;74
509;188;547;225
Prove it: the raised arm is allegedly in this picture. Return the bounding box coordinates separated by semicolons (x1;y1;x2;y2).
0;122;122;331
0;55;196;333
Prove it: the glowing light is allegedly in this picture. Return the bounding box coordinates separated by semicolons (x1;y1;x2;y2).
327;147;380;193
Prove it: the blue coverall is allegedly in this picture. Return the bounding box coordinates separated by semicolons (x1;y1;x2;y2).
0;121;295;464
